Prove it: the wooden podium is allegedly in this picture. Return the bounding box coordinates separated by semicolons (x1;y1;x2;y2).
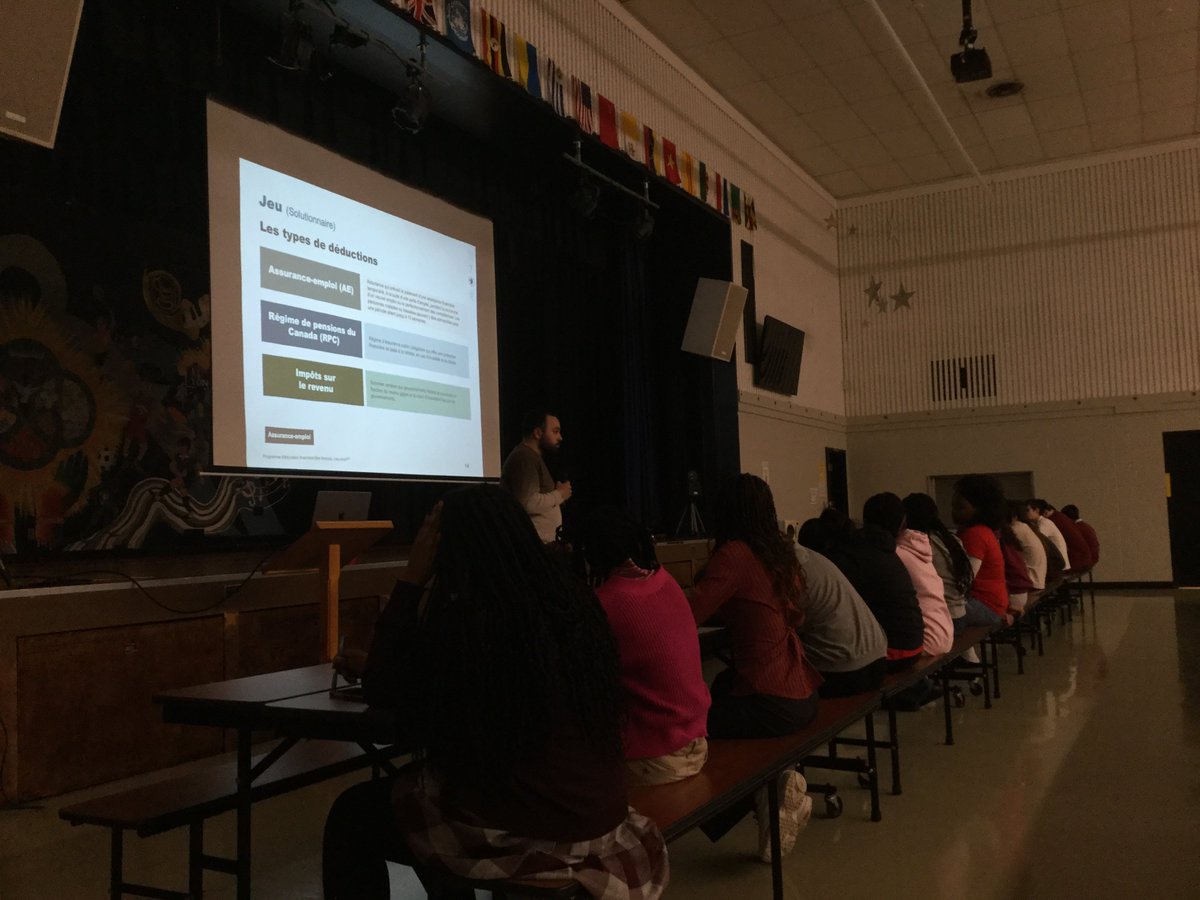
266;520;393;662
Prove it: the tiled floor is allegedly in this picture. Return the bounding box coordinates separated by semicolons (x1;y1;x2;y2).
3;592;1198;899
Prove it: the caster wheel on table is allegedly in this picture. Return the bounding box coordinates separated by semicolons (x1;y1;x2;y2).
969;680;984;697
951;687;966;708
824;794;843;818
857;772;873;790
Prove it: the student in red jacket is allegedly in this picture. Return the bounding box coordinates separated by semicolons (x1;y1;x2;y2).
576;507;710;786
950;474;1009;626
690;474;822;862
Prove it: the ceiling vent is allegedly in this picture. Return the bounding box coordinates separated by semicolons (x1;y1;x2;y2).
986;80;1025;98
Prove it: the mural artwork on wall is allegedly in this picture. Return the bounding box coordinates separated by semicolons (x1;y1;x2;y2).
0;232;287;553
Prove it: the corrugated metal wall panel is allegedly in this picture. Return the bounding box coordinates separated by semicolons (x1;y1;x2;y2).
838;146;1200;416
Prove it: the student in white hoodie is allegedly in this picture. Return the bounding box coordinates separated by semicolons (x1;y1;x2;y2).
1006;501;1046;609
863;493;953;657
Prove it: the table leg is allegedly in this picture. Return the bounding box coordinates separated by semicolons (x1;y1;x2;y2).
865;712;880;822
768;775;783;900
236;728;252;900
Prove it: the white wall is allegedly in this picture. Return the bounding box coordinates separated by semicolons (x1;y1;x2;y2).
846;395;1197;583
832;141;1200;583
837;140;1200;417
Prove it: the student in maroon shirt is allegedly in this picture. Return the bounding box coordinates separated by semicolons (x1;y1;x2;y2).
1061;504;1100;567
1039;500;1094;573
689;474;821;862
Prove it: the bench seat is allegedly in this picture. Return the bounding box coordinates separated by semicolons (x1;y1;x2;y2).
60;739;398;900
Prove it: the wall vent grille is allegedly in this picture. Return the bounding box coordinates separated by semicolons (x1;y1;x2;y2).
930;355;997;402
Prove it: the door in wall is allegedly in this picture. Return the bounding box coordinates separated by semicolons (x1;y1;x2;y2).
929;472;1034;523
1164;430;1200;587
825;448;848;515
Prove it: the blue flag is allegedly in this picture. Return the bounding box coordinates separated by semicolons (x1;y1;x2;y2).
444;0;473;55
525;41;541;99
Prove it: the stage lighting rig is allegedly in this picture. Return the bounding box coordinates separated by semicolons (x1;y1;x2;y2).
392;35;432;133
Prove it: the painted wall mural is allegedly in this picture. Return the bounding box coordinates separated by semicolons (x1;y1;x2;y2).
0;231;286;553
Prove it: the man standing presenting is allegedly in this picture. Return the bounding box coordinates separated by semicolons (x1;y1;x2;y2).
500;410;572;543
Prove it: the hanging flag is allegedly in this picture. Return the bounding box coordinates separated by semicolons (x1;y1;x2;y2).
663;139;680;185
512;33;530;90
744;195;757;231
643;125;662;175
398;0;439;29
571;76;595;133
525;41;541;98
680;150;696;195
619;111;640;159
481;10;509;76
730;184;742;224
722;177;731;218
444;0;473;54
598;95;618;148
698;161;709;203
540;55;565;115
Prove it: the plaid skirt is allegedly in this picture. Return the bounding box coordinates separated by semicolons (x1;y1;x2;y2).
393;768;669;900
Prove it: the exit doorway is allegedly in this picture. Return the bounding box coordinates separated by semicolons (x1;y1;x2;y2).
1164;430;1200;587
929;471;1035;523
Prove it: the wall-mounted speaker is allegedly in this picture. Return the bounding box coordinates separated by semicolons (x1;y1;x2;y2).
681;277;749;362
0;0;86;148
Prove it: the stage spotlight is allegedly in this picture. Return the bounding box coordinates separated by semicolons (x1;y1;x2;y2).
392;36;432;133
631;205;654;241
269;1;314;71
570;176;602;219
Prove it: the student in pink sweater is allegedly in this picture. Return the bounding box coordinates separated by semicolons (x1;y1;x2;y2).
577;507;711;786
863;493;953;657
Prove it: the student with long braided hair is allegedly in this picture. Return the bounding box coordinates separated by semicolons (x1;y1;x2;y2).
322;486;667;900
689;473;821;862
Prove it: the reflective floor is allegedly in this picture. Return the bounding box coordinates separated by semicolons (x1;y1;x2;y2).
2;592;1198;899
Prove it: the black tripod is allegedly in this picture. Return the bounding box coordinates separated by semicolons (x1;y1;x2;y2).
675;470;705;536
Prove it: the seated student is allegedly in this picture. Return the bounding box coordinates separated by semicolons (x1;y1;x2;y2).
950;475;1009;626
1061;504;1100;569
1005;501;1046;612
820;508;925;672
794;520;889;697
1000;518;1038;616
902;493;973;635
1039;500;1094;574
689;474;821;862
575;507;710;786
864;492;953;658
1023;499;1071;573
322;488;667;900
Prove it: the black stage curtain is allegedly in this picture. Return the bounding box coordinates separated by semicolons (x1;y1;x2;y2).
0;0;736;551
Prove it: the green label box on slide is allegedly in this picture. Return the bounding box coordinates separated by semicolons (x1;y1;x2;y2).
262;354;364;405
365;371;471;420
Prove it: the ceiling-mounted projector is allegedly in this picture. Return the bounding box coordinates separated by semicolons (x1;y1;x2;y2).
949;0;991;83
950;46;992;83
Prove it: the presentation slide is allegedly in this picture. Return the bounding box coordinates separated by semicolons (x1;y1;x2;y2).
207;101;500;480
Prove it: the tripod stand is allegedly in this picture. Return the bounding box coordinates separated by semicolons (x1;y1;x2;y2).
675;495;704;536
674;470;706;537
